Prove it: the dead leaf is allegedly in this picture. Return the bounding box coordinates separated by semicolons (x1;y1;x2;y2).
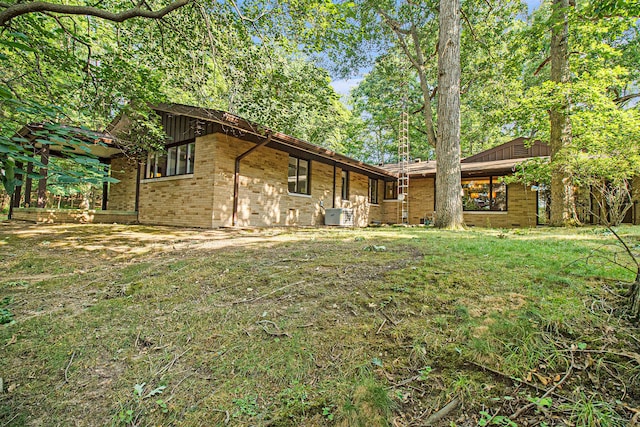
5;335;17;346
554;374;561;382
7;383;17;393
533;372;550;386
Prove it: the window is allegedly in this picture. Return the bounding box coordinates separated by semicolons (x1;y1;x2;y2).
341;170;349;200
369;178;379;204
288;156;310;194
462;177;507;211
384;181;398;200
146;141;195;179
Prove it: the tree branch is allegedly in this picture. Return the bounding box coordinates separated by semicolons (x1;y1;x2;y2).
614;93;640;105
0;0;191;27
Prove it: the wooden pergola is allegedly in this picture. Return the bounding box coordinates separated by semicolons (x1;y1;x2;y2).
8;123;124;217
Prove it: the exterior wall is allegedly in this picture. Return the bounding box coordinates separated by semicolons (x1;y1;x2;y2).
381;177;435;224
109;157;138;211
463;182;537;228
137;135;216;228
381;178;537;228
211;134;378;227
408;177;436;224
338;170;383;227
12;208;137;224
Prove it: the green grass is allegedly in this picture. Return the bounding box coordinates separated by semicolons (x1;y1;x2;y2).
1;223;639;426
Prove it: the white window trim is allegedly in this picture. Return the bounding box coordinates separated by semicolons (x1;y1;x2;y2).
141;174;194;184
287;192;312;198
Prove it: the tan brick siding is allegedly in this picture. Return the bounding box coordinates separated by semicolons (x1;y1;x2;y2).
137;136;216;228
381;179;538;227
212;134;376;227
463;183;537;227
109;157;138;211
381;177;435;224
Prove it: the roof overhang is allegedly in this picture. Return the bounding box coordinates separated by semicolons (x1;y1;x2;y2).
15;123;123;159
380;157;548;179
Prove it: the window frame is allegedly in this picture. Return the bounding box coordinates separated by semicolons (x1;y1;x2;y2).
341;170;350;200
461;176;508;212
369;178;379;204
288;155;311;195
145;140;195;180
384;180;398;200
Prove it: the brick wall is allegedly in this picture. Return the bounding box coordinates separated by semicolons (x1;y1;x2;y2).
109;157;138;211
137;136;216;228
463;183;537;227
381;178;538;227
212;134;377;227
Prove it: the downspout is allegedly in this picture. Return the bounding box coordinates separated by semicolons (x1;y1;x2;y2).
332;163;336;208
135;162;141;213
233;133;272;227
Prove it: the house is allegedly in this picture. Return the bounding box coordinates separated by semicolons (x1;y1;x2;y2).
380;138;554;227
105;104;397;228
10;104;636;227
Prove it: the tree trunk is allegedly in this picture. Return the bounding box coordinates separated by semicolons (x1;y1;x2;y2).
548;0;576;226
434;0;464;229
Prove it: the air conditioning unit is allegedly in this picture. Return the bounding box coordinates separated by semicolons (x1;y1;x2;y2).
324;208;354;226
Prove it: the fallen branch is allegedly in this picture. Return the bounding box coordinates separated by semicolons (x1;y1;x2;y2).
256;320;291;338
424;397;459;425
468;360;576;404
510;349;575;420
64;351;75;383
155;348;190;377
222;280;306;306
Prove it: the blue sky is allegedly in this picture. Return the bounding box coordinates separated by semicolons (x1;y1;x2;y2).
330;0;543;97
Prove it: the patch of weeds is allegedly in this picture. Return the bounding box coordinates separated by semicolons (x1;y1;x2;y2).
0;296;14;324
232;395;259;418
112;382;168;426
2;280;28;288
278;380;310;418
322;405;335;421
478;411;517;426
563;395;624;427
418;366;433;381
339;375;395;427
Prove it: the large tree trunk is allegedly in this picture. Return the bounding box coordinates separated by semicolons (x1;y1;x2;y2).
434;0;464;229
549;0;577;226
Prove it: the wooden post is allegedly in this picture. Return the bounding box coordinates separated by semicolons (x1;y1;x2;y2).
12;161;23;208
101;160;110;211
36;146;49;208
23;162;33;207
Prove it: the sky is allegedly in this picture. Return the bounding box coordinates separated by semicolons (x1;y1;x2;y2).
329;0;543;97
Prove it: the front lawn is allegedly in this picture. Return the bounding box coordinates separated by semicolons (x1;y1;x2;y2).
1;222;639;426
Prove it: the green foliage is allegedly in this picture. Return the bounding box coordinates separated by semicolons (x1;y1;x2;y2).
232;395;259;418
0;296;14;325
478;411;517;427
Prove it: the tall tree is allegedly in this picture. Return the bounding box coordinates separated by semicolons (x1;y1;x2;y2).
548;0;576;226
434;0;463;228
